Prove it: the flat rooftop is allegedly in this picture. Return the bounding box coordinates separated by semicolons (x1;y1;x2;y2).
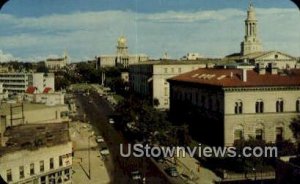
0;102;67;116
0;122;70;156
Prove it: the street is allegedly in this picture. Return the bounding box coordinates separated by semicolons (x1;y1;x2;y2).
76;92;183;184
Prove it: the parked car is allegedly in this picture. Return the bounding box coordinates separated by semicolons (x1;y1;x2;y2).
130;170;142;180
99;144;110;155
153;154;165;163
165;167;179;177
95;136;104;143
108;118;115;124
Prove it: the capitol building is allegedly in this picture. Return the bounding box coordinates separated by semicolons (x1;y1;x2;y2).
95;36;149;68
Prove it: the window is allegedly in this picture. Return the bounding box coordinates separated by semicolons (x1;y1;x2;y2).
171;68;174;73
216;99;220;112
40;160;44;172
164;87;168;96
208;97;213;110
59;156;63;167
7;169;12;182
164;68;168;73
30;163;34;175
276;99;284;112
19;166;24;179
276;127;283;142
234;129;243;141
201;96;206;108
48;174;56;183
255;129;264;140
178;68;181;73
296;99;300;112
255;100;264;113
234;100;243;114
41;176;46;184
50;158;54;169
64;169;70;181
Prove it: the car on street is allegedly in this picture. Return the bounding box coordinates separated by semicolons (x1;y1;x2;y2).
99;144;110;155
153;154;165;163
165;167;179;177
95;135;104;143
130;170;142;181
108;118;115;124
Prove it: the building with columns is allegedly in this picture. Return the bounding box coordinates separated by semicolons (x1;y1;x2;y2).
168;66;300;146
227;2;299;69
96;36;149;68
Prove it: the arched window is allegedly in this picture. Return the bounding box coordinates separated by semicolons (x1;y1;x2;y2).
234;100;243;114
276;127;284;142
276;99;284;112
296;99;300;112
254;124;264;140
255;100;264;113
234;126;244;141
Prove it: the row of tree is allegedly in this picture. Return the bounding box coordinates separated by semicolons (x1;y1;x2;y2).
113;95;192;146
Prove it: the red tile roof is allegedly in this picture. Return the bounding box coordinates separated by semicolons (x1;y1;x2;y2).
43;87;52;93
25;86;37;94
168;68;300;88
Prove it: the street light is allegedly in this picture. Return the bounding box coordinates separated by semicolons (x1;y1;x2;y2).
88;133;93;180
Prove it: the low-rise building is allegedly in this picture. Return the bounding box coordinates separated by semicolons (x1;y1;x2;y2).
45;54;68;71
24;86;64;105
129;60;211;109
0;83;8;100
181;53;203;60
168;66;300;146
0;102;69;129
0;123;72;184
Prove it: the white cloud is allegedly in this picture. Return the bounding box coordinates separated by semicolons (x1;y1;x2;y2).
0;7;299;61
138;9;244;23
0;50;19;62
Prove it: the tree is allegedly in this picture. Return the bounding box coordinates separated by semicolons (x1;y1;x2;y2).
290;115;300;154
36;62;49;73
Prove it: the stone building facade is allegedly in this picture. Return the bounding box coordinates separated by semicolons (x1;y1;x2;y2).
168;67;300;146
129;60;208;109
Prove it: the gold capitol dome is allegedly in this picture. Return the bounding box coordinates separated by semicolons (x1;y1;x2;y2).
117;35;127;46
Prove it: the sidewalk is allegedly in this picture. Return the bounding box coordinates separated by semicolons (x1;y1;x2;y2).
70;122;110;184
172;151;221;184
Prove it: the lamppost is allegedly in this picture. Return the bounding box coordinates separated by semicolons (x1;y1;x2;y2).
88;134;93;180
253;167;257;181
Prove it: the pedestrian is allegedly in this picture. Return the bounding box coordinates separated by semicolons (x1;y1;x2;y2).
197;164;200;173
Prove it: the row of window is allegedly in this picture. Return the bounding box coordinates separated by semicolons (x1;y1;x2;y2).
234;99;300;114
234;127;283;142
164;67;182;74
174;91;221;112
6;156;64;182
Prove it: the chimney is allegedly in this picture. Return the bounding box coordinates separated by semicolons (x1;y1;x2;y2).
242;69;247;82
257;63;265;75
270;62;278;75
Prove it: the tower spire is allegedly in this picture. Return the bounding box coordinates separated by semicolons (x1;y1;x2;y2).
240;2;263;55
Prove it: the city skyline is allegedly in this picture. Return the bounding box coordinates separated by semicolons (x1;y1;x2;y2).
0;0;299;62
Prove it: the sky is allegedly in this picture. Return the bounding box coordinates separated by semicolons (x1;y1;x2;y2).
0;0;299;62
